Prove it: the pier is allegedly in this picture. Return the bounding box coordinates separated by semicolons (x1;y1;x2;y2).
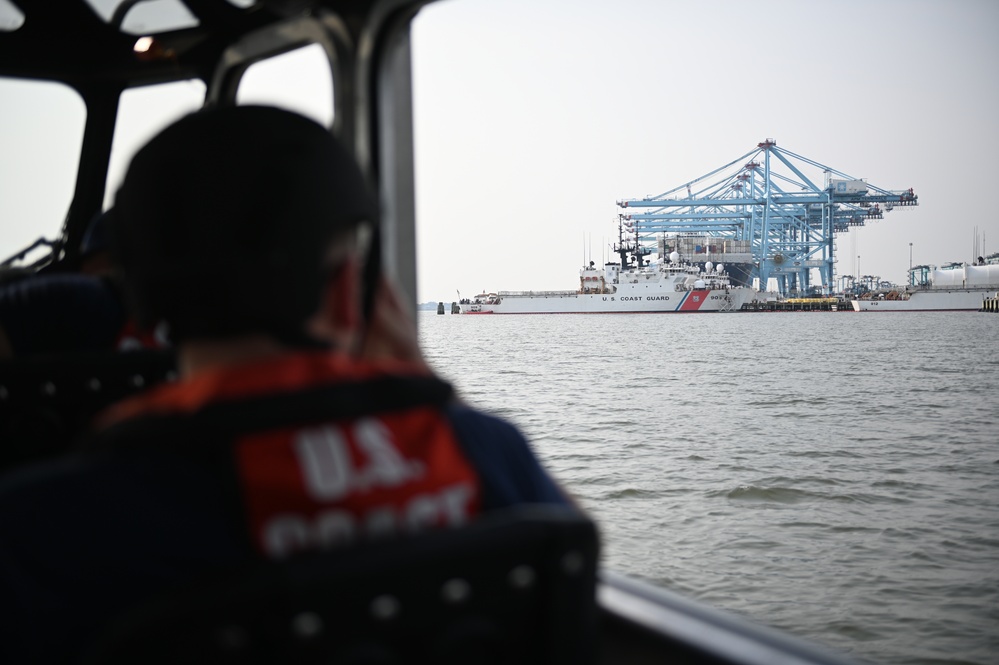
740;298;852;312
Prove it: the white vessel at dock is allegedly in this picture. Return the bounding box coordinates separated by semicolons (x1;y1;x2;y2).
459;254;757;314
852;261;999;312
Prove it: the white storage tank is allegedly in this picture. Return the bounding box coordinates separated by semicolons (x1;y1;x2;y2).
931;266;965;287
966;264;999;286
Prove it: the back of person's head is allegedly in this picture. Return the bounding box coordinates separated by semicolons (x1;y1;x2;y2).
113;106;377;345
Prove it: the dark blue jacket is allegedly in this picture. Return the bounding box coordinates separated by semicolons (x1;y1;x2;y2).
0;353;568;663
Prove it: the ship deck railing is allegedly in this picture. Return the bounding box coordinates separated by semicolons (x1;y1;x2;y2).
915;281;999;291
497;290;581;297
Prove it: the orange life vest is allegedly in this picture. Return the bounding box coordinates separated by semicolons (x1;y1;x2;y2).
94;352;482;559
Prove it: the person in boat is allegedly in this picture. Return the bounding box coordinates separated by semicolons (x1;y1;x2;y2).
0;106;575;663
0;273;123;359
0;209;163;359
0;210;116;359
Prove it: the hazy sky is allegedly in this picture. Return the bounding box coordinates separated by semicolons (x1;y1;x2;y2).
411;0;999;301
2;0;997;304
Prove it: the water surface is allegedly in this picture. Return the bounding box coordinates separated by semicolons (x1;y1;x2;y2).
420;310;999;665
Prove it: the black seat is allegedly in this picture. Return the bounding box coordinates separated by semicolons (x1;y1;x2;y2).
82;506;599;665
0;348;176;470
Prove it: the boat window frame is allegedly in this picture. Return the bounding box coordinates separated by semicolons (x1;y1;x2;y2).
103;77;208;211
205;14;347;142
0;76;87;267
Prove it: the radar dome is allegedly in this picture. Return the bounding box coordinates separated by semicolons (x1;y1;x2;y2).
705;261;714;273
669;251;680;263
716;263;724;273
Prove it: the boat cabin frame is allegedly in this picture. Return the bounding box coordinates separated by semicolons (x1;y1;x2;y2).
0;2;861;663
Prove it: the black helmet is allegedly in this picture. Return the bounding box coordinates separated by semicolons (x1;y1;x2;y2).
113;106;377;344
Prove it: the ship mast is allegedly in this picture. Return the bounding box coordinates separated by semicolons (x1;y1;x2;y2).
614;215;630;267
614;214;652;268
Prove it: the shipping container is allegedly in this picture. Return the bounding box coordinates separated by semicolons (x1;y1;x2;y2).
827;179;868;195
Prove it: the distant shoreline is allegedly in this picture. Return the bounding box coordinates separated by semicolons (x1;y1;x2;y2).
417;301;452;311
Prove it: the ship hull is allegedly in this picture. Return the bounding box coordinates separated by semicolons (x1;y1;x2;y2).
464;288;754;314
852;289;992;311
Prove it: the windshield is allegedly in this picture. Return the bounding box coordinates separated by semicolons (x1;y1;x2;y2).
0;78;85;263
0;42;334;264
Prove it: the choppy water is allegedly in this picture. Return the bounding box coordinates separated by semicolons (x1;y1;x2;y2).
419;310;999;665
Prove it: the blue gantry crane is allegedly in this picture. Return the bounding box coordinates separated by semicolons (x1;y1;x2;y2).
616;139;917;295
